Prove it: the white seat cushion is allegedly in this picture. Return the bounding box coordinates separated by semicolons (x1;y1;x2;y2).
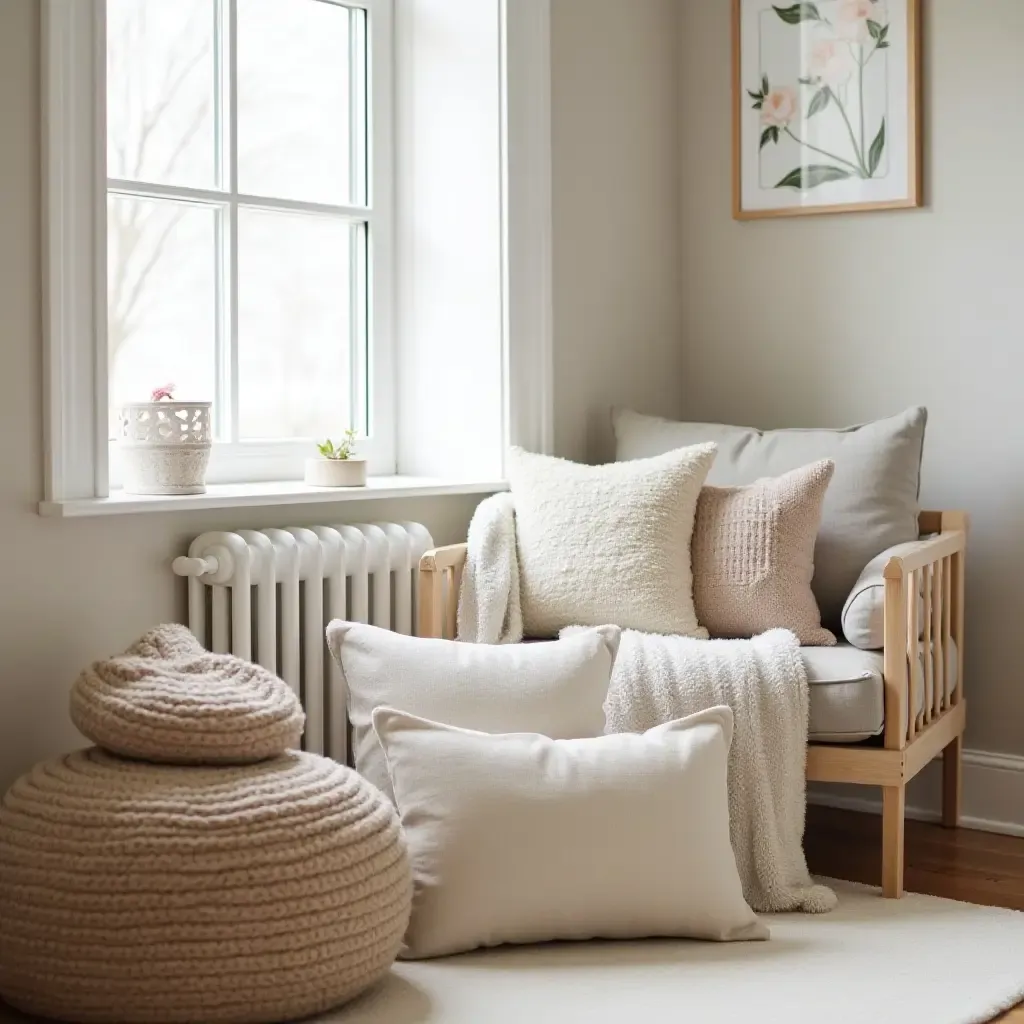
805;640;959;743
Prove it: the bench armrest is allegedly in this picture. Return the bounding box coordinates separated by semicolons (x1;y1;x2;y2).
418;544;468;639
881;514;968;750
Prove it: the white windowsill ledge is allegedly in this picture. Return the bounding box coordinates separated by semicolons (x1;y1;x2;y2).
39;477;508;519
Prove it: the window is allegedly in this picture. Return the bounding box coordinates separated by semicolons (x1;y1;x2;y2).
41;0;550;511
91;0;389;487
104;0;393;484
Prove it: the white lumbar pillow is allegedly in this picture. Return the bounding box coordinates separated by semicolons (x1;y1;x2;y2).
506;443;718;637
325;621;620;799
372;704;767;960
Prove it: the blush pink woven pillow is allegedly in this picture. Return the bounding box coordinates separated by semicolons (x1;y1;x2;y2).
692;461;836;646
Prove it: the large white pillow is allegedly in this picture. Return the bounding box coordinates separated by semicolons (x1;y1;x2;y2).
325;621;620;799
373;705;767;959
506;444;717;637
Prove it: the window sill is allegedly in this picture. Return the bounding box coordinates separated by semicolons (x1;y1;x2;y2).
39;476;507;519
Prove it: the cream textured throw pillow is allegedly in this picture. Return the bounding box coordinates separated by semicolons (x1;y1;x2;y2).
507;444;717;637
692;461;836;646
373;705;767;960
325;621;619;800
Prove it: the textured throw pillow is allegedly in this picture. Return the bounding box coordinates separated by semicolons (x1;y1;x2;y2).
507;444;717;638
372;705;767;959
325;621;620;799
613;407;927;628
841;538;930;650
693;461;836;645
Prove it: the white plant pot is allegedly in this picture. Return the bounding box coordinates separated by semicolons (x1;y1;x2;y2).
118;402;213;495
305;457;367;488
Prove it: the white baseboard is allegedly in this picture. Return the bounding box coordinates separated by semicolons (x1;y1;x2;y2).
808;748;1024;838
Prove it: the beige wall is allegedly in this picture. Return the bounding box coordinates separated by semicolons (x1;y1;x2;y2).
0;1;465;793
0;0;685;791
552;0;684;462
678;1;1024;756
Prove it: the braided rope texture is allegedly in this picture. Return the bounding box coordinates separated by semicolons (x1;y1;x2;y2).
70;625;305;764
0;747;412;1023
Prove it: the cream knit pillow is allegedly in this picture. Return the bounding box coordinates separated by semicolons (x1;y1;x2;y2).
692;460;836;645
507;444;717;637
373;705;767;959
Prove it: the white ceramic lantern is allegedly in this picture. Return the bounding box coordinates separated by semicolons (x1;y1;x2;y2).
118;401;213;495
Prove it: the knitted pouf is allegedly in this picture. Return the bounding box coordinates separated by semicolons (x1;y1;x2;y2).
69;624;306;764
0;625;412;1024
0;748;412;1024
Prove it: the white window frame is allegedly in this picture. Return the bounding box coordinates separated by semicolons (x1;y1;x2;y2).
43;0;395;501
500;0;553;460
41;0;552;512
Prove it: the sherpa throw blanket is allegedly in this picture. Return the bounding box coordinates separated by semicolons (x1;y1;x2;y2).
460;496;836;915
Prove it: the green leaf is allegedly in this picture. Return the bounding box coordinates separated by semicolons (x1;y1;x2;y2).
771;126;780;144
760;128;772;150
877;40;889;49
775;164;854;190
867;117;886;176
798;76;817;86
752;100;763;109
762;73;770;95
772;3;821;25
879;23;889;41
806;87;831;118
867;19;883;40
747;88;763;100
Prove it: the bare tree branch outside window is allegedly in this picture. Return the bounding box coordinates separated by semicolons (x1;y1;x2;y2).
106;0;360;442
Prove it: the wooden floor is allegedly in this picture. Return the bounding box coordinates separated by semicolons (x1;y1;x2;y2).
806;806;1024;1023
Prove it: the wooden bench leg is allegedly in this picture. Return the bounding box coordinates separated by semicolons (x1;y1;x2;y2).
882;784;906;898
942;734;963;828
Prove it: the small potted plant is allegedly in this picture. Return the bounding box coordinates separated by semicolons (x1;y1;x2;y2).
305;428;367;487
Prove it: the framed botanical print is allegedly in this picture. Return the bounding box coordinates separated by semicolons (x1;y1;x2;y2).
732;0;922;219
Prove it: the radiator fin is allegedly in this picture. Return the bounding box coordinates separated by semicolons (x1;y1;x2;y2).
173;522;434;763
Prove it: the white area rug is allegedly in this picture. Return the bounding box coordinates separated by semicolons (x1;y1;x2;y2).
333;880;1024;1024
0;881;1020;1024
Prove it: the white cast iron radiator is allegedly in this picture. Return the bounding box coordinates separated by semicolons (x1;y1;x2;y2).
172;522;434;762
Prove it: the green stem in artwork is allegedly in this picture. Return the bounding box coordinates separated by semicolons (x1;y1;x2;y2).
830;89;869;176
858;50;866;169
782;127;864;176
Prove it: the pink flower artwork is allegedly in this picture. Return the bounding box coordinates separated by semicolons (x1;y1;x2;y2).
835;0;876;42
747;0;892;191
760;87;800;127
807;39;856;87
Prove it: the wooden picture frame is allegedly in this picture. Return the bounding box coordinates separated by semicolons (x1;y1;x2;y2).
732;0;922;220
